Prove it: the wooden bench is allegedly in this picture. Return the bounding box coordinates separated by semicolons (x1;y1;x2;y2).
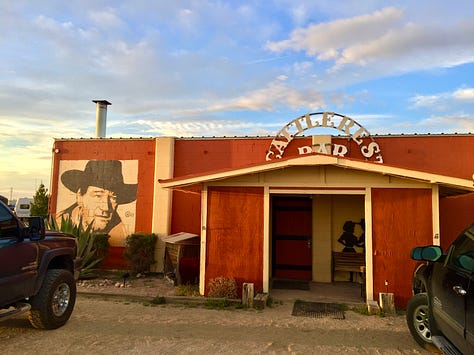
332;251;365;282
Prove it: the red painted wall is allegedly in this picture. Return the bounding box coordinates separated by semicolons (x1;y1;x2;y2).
50;139;156;269
171;188;201;235
50;134;474;272
373;135;474;179
440;193;474;250
170;135;474;249
173;138;272;176
173;135;474;180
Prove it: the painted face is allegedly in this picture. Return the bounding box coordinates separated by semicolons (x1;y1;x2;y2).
77;185;118;231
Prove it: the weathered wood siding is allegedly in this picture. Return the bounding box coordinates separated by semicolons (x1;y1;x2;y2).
371;188;433;308
205;186;264;295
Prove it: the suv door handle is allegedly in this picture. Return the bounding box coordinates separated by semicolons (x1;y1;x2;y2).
453;285;467;296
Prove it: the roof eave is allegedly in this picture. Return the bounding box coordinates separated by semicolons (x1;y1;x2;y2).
159;154;474;196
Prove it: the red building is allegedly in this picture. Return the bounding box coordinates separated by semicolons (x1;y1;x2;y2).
50;112;474;308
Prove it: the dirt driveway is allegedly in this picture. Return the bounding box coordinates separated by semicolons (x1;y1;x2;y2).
0;293;428;354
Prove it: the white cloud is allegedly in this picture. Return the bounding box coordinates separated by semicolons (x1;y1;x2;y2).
0;108;117;200
121;118;284;137
207;79;326;112
1;1;474;198
410;87;474;110
411;114;474;133
266;7;403;60
332;22;474;73
410;94;446;109
88;8;124;29
453;88;474;101
266;6;474;76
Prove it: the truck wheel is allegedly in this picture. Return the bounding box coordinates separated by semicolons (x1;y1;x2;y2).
27;269;76;329
406;293;440;353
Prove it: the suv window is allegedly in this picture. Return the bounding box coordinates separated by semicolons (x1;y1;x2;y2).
0;203;20;241
447;226;474;273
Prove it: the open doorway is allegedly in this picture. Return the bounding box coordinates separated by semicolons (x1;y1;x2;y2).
270;192;365;292
271;195;313;280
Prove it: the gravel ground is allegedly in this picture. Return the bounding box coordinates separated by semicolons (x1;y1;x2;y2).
0;273;429;354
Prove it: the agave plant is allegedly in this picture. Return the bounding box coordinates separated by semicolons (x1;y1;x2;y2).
46;215;109;279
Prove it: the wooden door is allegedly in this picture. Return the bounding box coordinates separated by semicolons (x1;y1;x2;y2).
272;196;312;280
205;187;264;293
372;188;433;308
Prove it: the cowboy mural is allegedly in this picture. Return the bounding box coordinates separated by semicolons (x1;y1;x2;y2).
56;160;138;246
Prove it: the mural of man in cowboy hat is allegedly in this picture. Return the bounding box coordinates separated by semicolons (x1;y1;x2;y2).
57;160;137;246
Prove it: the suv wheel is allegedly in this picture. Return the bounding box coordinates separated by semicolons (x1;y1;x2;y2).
406;293;441;353
28;269;76;329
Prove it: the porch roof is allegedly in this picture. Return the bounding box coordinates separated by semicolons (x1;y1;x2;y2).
159;153;474;197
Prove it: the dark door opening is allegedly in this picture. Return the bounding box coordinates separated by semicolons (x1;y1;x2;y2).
272;196;312;280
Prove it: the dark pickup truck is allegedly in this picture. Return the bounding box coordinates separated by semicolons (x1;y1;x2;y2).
406;223;474;354
0;200;81;329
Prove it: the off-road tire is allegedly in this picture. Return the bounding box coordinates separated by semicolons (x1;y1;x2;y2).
27;269;76;329
406;293;441;353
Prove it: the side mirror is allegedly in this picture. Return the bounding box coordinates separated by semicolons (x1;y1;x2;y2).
26;216;45;241
411;245;443;262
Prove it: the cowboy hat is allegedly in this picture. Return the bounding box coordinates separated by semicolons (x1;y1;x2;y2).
61;160;137;204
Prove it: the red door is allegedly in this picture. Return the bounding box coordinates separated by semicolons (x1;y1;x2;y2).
272;196;312;280
372;188;433;308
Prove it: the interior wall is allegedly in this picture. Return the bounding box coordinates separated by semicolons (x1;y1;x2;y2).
331;195;365;253
312;194;365;283
313;195;332;282
332;195;365;282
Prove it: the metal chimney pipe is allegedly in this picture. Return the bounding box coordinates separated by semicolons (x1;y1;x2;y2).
92;100;111;138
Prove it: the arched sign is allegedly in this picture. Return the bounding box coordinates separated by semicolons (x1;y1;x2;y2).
266;112;383;163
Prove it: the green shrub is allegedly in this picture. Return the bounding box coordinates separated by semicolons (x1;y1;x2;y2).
208;277;238;299
124;233;158;274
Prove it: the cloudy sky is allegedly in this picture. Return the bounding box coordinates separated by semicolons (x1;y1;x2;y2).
1;0;474;200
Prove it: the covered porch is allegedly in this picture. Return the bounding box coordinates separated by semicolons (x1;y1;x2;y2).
160;153;474;307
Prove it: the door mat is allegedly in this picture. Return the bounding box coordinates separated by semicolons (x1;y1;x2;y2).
291;301;345;319
272;280;310;290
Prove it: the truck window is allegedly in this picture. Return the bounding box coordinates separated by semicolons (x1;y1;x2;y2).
448;227;474;273
0;203;21;241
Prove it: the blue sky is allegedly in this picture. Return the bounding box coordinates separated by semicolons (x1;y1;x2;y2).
1;0;474;200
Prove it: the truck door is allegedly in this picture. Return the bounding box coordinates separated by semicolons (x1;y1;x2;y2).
466;272;473;352
0;203;38;305
432;227;474;353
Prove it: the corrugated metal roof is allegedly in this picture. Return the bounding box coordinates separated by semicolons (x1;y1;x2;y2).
53;132;474;142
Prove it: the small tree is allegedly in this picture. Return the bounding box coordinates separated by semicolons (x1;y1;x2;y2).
30;183;49;217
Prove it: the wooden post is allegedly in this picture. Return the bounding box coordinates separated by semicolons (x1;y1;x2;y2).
242;283;254;307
